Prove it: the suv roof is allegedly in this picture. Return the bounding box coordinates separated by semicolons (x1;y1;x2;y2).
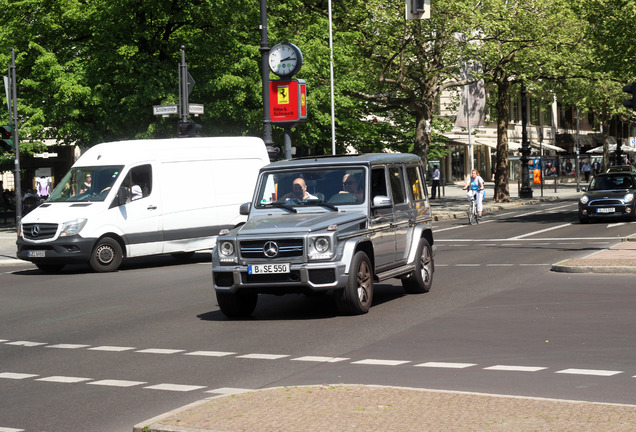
262;153;422;170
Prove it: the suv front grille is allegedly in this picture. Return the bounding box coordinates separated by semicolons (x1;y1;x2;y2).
589;199;623;206
22;223;58;240
240;239;304;259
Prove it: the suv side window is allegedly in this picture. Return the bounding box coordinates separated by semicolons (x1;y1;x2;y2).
389;165;406;204
371;167;388;199
406;165;425;201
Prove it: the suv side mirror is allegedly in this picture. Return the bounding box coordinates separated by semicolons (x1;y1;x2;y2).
581;186;587;192
239;202;251;215
372;195;392;209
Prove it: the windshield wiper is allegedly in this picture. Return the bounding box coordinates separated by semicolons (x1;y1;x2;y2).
303;199;338;211
265;202;297;213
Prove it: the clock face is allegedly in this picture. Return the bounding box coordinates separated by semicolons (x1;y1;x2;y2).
269;43;302;77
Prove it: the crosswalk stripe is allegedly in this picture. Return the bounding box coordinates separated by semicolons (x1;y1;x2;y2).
484;365;547;372
135;348;185;354
292;356;349;363
184;351;236;357
88;380;147;387
35;376;92;383
46;344;90;349
88;346;136;352
415;362;476;369
5;341;46;347
556;368;622;376
237;353;290;360
352;359;410;366
0;373;39;380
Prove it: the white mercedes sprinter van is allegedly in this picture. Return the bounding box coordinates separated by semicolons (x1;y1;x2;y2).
17;137;270;272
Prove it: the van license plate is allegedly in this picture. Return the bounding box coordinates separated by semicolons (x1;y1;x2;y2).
27;250;46;258
248;263;290;274
597;208;615;213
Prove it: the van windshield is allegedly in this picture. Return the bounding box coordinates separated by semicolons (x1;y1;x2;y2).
48;166;124;202
255;167;366;207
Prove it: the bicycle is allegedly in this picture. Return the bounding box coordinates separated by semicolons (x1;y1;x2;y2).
466;189;483;225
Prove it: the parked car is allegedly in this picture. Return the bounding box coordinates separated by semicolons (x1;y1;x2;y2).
579;172;636;223
211;153;435;317
606;165;636;173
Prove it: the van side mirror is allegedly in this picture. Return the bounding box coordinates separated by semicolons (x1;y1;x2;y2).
371;195;392;209
581;186;587;192
239;202;251;215
110;187;129;208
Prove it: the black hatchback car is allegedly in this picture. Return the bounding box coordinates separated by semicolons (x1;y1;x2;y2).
579;173;636;223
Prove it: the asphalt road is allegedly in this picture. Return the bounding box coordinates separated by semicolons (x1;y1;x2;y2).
1;197;635;432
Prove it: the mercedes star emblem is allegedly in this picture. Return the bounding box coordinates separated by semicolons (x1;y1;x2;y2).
31;225;40;237
263;241;279;258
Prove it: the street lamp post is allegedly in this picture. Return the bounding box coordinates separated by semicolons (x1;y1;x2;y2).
519;85;533;198
259;0;277;160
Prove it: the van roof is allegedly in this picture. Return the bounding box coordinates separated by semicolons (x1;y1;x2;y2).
75;136;269;166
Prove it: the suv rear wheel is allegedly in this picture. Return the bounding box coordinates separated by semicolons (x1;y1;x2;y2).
402;238;433;293
335;251;373;315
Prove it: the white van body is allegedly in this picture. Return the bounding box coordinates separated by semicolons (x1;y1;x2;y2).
17;137;269;272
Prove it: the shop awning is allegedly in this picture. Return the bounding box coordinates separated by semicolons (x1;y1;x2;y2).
587;144;636;154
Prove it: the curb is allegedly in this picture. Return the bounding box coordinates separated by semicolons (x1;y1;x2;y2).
551;264;636;274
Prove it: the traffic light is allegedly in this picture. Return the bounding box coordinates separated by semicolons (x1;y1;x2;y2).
0;124;14;152
412;0;426;12
177;121;202;138
622;82;636;111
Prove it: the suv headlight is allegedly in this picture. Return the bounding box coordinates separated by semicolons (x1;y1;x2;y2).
217;240;237;263
308;235;335;260
579;195;589;205
60;218;88;237
624;193;634;203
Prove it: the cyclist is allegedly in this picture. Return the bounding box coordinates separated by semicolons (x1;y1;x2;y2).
462;169;485;218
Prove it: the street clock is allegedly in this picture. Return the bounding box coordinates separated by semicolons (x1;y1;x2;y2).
268;42;303;77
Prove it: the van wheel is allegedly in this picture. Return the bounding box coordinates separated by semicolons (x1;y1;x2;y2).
216;291;258;318
35;263;65;273
89;237;123;272
402;238;433;294
335;251;373;315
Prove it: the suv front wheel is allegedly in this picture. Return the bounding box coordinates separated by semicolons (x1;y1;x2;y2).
402;238;433;294
335;251;373;315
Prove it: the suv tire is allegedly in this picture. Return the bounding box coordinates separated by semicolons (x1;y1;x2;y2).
216;291;258;318
335;251;373;315
402;238;433;293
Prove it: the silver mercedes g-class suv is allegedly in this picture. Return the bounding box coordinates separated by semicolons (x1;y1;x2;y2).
211;153;435;317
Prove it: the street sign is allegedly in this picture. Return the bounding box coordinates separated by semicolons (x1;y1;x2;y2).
269;79;307;126
188;103;204;115
153;104;178;116
187;72;195;96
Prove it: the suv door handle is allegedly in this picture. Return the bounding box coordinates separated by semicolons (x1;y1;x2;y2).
147;205;158;210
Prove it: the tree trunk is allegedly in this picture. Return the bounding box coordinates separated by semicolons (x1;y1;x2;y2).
494;79;511;203
414;110;431;167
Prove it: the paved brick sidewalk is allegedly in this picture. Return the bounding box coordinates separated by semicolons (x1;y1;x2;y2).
134;384;636;432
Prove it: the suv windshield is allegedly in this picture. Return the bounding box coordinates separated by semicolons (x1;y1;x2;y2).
589;174;635;191
256;167;366;207
48;166;124;202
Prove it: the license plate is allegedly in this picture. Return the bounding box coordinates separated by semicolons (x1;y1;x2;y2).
27;250;46;258
248;263;290;274
597;208;615;213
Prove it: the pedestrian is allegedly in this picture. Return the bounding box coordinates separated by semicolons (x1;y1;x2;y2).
431;165;440;199
592;159;600;175
582;160;592;182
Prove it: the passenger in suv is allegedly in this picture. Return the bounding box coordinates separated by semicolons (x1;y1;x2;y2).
211;154;435;317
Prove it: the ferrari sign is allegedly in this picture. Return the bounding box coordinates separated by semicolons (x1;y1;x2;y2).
269;79;307;126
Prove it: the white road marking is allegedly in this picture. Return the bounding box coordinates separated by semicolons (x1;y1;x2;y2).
88;346;135;352
88;379;146;387
484;365;547;372
136;348;185;355
0;339;8;343
237;353;290;360
0;373;39;380
607;223;626;228
185;350;236;357
144;383;206;392
36;376;92;383
292;356;349;363
352;359;411;366
5;341;46;347
485;264;514;267
415;362;476;369
205;387;253;395
46;344;90;349
556;368;622;376
519;263;551;266
456;264;480;267
0;427;24;432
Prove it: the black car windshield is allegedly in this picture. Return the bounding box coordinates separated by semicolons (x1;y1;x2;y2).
589;174;635;191
256;167;366;207
48;166;124;202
